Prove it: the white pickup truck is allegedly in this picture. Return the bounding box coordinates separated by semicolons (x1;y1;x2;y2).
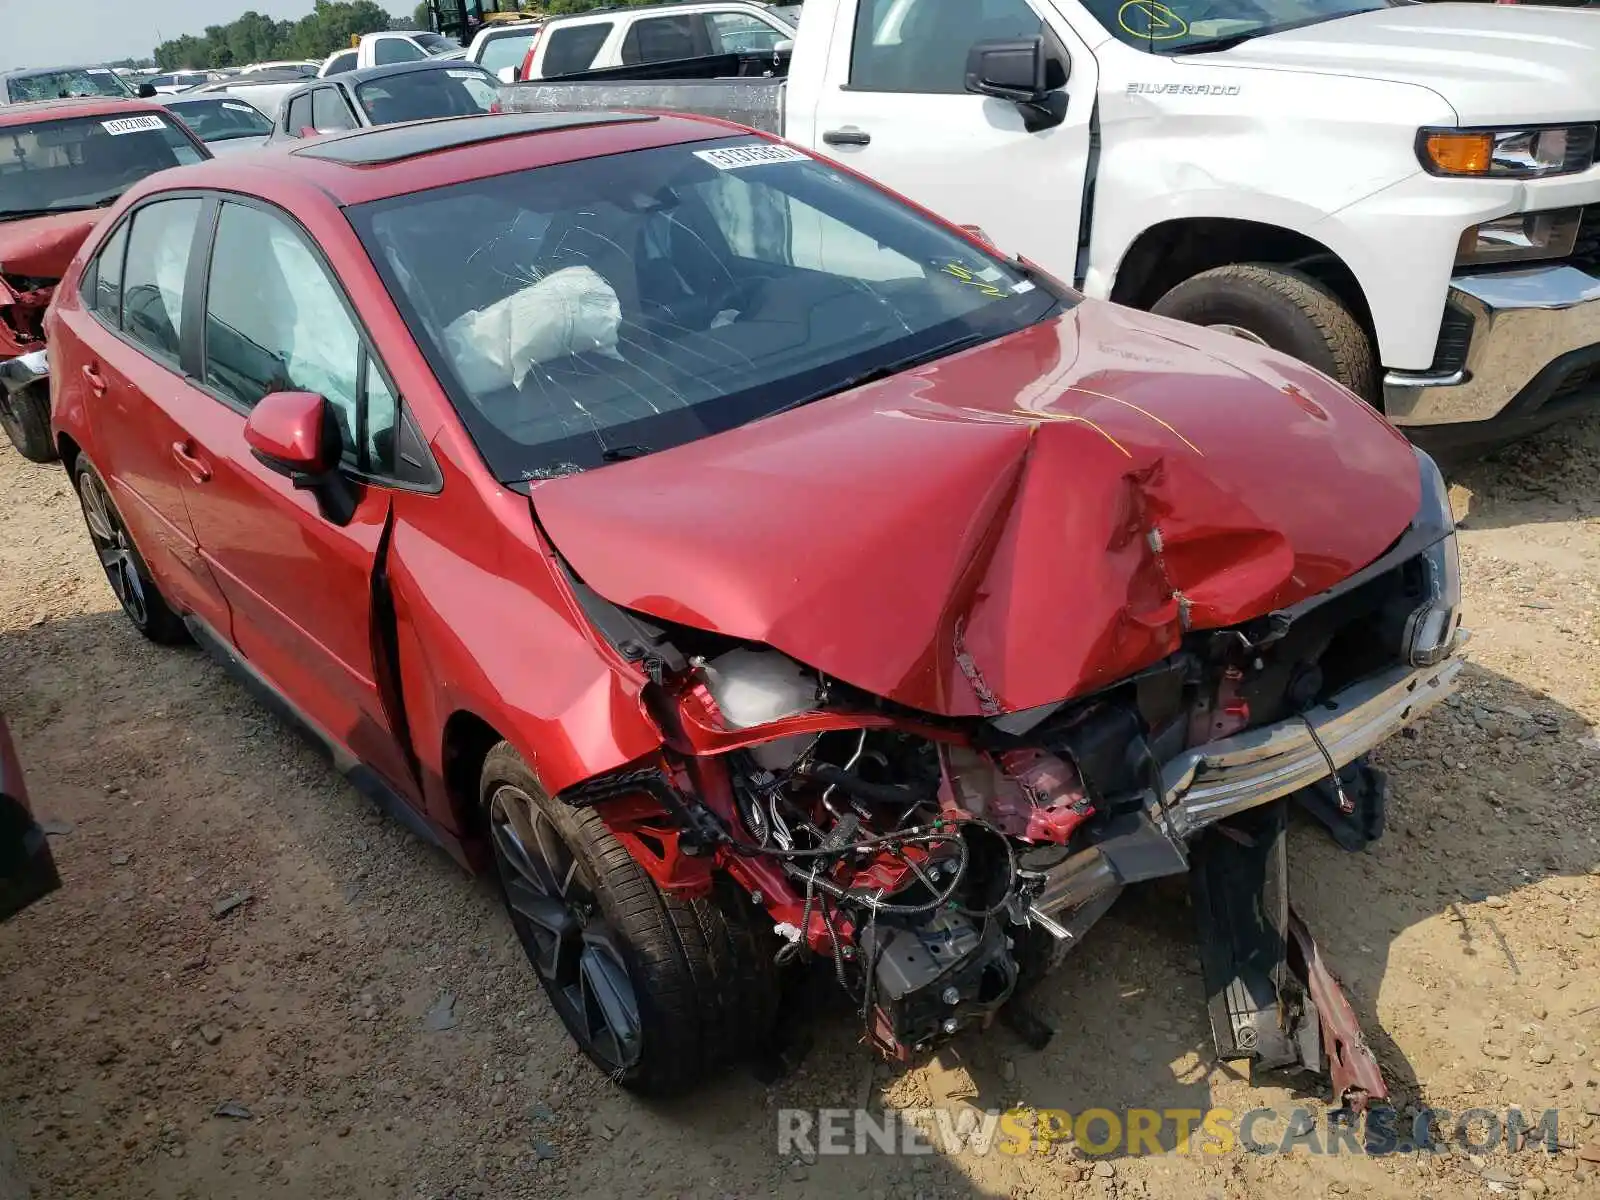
503;0;1600;452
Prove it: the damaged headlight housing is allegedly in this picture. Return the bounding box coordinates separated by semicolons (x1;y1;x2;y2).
1404;451;1462;667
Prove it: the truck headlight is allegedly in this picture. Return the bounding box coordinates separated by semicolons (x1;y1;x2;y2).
1455;208;1582;268
1419;125;1597;179
1404;452;1462;667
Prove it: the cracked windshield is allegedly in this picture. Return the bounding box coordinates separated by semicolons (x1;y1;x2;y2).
350;136;1063;481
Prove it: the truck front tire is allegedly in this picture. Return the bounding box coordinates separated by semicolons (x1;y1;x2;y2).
1151;264;1377;403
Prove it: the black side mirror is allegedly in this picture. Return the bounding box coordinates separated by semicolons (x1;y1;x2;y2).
137;82;157;98
964;36;1068;132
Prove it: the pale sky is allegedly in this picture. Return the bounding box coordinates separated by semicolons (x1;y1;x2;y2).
0;0;415;70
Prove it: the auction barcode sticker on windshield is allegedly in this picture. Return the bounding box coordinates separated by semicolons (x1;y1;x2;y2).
694;143;809;170
102;116;166;136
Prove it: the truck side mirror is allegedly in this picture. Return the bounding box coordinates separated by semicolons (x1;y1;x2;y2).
137;82;157;98
964;36;1068;133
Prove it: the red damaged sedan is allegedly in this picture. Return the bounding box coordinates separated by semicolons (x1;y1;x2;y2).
47;113;1463;1102
0;96;209;461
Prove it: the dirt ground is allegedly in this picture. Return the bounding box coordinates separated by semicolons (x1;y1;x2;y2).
1;421;1599;1200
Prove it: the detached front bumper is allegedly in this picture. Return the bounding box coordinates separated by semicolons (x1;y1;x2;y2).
1164;655;1462;838
1383;264;1600;443
1030;650;1463;928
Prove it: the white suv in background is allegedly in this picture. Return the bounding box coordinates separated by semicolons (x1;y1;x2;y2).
517;1;797;80
319;31;467;77
468;20;547;83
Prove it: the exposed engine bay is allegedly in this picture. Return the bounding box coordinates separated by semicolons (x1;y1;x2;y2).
0;273;55;355
563;478;1464;1112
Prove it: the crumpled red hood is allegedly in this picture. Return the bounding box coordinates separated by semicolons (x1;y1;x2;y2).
533;299;1421;717
0;209;103;280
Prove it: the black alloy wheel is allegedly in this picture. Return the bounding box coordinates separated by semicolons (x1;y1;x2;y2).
488;778;644;1076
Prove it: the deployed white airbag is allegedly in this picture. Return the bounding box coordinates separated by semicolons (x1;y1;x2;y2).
444;266;623;394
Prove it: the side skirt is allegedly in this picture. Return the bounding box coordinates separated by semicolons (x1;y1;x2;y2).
183;614;447;854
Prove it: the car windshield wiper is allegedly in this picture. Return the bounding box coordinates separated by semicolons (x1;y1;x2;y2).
0;192;125;221
600;444;654;462
769;332;993;418
1162;31;1264;54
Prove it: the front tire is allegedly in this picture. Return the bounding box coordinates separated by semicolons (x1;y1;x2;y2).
1151;264;1377;402
0;382;56;463
73;455;188;644
481;742;778;1095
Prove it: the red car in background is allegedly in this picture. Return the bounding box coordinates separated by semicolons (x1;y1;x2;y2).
0;97;208;461
45;112;1462;1102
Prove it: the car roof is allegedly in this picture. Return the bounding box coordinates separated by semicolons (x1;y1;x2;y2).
0;96;167;126
162;93;261;107
542;0;777;20
338;59;495;86
3;64;112;80
119;110;747;209
472;20;542;43
196;74;302;89
296;111;657;165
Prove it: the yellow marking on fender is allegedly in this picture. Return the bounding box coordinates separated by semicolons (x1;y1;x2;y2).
1065;387;1205;457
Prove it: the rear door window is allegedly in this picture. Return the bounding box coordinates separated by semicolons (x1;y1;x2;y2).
284;93;313;136
375;37;427;65
323;51;359;76
541;23;613;75
83;220;130;325
480;32;538;74
119;198;203;365
621;14;709;63
708;11;788;53
312;88;357;132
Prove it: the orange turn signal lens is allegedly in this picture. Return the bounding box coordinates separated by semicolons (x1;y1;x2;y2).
1422;131;1494;176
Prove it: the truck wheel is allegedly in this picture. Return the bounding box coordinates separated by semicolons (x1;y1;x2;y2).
1151;264;1377;402
481;742;779;1096
73;455;188;644
0;382;56;463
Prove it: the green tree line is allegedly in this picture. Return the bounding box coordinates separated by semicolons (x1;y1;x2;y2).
153;1;397;69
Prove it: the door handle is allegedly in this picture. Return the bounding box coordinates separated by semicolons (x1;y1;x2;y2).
822;127;871;147
171;440;212;484
81;363;107;394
